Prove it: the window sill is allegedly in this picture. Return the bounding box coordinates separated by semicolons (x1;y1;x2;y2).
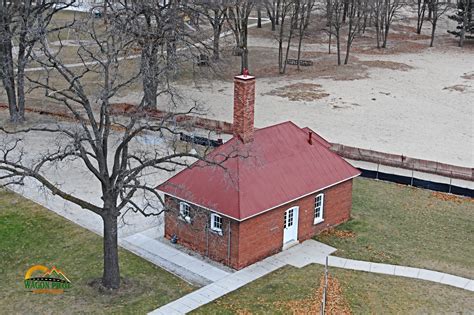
179;216;192;224
313;218;324;225
210;228;223;236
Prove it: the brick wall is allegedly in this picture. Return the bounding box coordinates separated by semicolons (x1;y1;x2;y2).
236;179;353;268
164;196;240;268
298;179;353;240
164;179;353;270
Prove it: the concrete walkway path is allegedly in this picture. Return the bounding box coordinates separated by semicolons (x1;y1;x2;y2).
122;232;230;286
150;240;474;315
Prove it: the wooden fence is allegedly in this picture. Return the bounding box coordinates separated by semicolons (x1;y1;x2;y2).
330;143;473;181
2;102;471;182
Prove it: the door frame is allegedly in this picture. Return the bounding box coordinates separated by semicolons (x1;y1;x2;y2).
283;206;299;245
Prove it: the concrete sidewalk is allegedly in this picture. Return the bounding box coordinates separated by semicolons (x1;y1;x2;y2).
122;232;230;286
150;240;337;314
327;256;473;291
150;240;474;315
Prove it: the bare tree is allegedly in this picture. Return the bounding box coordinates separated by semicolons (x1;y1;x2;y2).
344;0;366;64
415;0;429;33
110;0;202;109
265;0;280;31
257;2;263;27
0;14;236;291
371;0;384;47
276;0;295;73
373;0;404;48
295;0;315;70
195;0;228;60
326;0;345;64
112;1;174;110
0;0;72;123
226;0;254;72
427;0;449;46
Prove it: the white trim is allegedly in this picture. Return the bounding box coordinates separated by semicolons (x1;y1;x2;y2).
283;206;299;244
210;213;223;235
313;218;325;225
239;174;359;222
314;193;324;224
160;174;359;222
163;193;238;220
235;74;255;80
179;202;191;223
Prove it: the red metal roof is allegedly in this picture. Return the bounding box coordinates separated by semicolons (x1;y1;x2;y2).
158;121;361;221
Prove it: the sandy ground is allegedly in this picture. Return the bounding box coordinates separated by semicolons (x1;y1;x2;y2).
115;14;473;167
116;48;472;168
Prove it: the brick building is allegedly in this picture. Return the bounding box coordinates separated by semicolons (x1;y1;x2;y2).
158;74;360;270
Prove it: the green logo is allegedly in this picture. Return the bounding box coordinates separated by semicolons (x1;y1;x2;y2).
24;265;71;294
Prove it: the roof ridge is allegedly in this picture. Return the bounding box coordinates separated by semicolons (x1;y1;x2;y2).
254;120;293;132
156;137;240;190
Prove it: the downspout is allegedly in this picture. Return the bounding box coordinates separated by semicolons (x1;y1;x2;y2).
206;213;209;257
227;220;232;265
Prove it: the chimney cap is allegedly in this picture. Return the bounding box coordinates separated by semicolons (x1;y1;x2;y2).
234;74;255;81
235;68;254;81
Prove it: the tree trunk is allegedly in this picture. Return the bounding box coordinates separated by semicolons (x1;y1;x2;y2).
0;38;21;123
292;1;300;29
297;30;304;71
430;20;437;46
16;38;27;122
382;22;390;48
276;0;281;25
328;25;332;54
344;25;352;64
343;0;349;22
270;15;276;30
336;28;341;65
416;0;426;34
213;25;222;60
141;44;159;109
102;213;120;290
282;22;294;74
278;39;283;73
375;16;380;48
257;6;262;28
241;48;248;72
240;19;249;73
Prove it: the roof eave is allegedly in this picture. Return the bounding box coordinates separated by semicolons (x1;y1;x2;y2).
160;173;360;222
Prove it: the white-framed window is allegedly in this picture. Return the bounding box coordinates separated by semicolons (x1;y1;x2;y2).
284;208;295;228
179;202;191;223
314;193;324;224
210;213;223;234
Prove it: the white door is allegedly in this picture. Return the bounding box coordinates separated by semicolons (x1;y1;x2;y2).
283;206;299;244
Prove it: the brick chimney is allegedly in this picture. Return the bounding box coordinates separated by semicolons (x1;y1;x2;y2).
233;73;255;143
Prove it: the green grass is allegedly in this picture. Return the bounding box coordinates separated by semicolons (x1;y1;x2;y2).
316;178;474;278
193;264;474;314
193;179;474;314
0;189;195;314
333;267;473;314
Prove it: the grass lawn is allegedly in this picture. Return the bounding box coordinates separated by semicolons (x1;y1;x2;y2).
316;178;474;278
194;179;474;314
193;264;474;314
0;189;195;314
